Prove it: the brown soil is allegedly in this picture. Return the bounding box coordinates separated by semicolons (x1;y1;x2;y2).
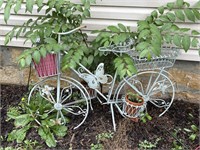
1;84;199;149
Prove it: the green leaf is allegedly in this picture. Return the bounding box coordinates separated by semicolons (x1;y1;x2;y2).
4;34;10;45
173;35;182;47
146;16;153;23
41;113;48;119
36;0;43;8
184;8;195;22
151;41;161;55
192;9;200;20
164;34;172;43
155;20;163;26
139;49;149;58
119;69;126;79
83;9;90;17
191;125;198;132
183;128;192;132
54;24;60;33
14;0;22;13
179;28;190;32
194;1;200;8
191;38;199;47
4;3;11;23
52;125;68;137
25;54;32;66
107;25;120;33
158;6;164;14
175;10;185;21
170;24;179;32
113;35;121;45
14;114;33;127
114;58;123;68
150;24;161;39
0;0;3;8
45;38;57;44
46;44;52;52
16;27;23;38
136;42;149;51
84;1;90;9
127;65;137;74
151;10;158;18
138;29;150;40
167;2;174;10
159;15;170;22
41;120;55;127
20;58;26;68
7;107;20;120
38;126;56;147
161;23;172;31
182;35;190;51
137;20;149;31
104;41;109;47
87;55;94;65
191;30;200;35
8;125;30;143
189;134;197;141
40;47;47;57
26;0;34;13
176;0;184;8
118;23;127;32
33;51;41;63
166;12;176;21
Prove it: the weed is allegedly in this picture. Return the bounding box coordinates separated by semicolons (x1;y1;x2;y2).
172;140;183;150
138;138;161;150
140;112;152;123
6;94;68;148
183;124;199;141
90;132;114;150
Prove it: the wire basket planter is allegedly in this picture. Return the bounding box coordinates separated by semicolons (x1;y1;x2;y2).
128;46;179;71
33;53;58;78
98;38;134;54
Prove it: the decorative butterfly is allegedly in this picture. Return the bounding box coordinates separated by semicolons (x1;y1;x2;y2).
79;63;112;89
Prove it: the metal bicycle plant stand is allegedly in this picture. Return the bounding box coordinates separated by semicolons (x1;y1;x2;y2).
28;26;179;131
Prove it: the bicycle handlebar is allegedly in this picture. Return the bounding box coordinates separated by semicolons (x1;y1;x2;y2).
52;25;86;35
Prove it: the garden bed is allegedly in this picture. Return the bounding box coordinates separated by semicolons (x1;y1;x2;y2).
1;84;199;149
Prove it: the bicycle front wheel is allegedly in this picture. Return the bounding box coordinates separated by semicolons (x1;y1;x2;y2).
28;76;89;129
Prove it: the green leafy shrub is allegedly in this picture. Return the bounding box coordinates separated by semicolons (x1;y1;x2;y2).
2;0;96;69
91;0;200;78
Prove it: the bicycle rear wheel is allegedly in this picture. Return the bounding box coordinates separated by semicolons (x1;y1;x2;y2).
115;70;175;118
28;76;89;129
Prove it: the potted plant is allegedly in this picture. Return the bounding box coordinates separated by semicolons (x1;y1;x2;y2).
124;92;144;122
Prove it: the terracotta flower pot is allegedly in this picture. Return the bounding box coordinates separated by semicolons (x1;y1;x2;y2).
125;94;144;122
33;54;57;78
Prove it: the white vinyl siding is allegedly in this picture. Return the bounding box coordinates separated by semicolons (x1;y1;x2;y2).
0;0;199;61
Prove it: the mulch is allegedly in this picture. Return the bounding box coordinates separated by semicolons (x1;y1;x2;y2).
1;84;199;149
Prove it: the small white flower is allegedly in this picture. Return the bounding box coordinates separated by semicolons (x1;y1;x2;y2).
42;85;54;96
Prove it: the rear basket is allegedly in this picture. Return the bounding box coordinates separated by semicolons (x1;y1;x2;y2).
33;54;57;78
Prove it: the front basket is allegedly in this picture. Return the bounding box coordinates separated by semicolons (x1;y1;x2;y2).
33;54;57;78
